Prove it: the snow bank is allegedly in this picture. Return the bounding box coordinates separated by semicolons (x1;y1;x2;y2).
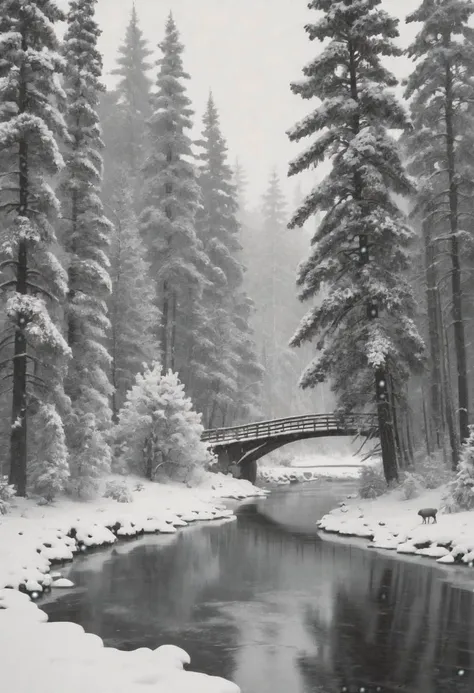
0;473;266;693
0;590;239;693
258;463;361;485
317;486;474;569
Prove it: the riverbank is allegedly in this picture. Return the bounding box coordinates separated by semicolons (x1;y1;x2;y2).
0;472;267;693
318;485;474;568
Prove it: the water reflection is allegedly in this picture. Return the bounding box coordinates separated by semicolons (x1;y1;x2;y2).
43;483;474;693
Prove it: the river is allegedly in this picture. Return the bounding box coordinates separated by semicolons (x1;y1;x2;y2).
43;481;474;693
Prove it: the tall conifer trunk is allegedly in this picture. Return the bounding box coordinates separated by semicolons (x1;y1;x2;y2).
348;31;397;483
444;45;469;446
423;220;443;449
9;25;29;496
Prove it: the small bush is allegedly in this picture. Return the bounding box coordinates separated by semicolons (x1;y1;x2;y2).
443;427;474;512
0;476;16;514
416;451;452;490
358;464;387;499
103;480;133;503
400;471;424;500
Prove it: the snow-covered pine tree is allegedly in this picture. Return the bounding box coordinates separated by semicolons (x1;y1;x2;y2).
140;14;207;377
29;403;69;502
0;0;71;496
108;181;159;419
287;0;425;482
231;293;264;424
259;170;306;417
111;3;152;183
61;0;113;493
193;94;246;427
114;363;214;482
445;425;474;511
404;0;474;452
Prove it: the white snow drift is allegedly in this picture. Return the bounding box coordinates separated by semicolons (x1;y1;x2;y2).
318;487;474;568
0;474;268;693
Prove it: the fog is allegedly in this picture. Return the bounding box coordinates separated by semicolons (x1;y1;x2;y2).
57;0;420;207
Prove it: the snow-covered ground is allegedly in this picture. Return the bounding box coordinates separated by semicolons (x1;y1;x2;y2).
258;455;362;485
0;472;268;693
318;486;474;568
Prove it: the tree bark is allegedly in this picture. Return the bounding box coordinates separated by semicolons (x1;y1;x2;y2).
438;293;459;469
376;368;398;484
9;24;29;497
348;33;397;482
423;221;443;448
161;281;169;371
444;46;469;444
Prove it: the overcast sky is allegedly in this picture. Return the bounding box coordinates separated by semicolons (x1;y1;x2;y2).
58;0;421;208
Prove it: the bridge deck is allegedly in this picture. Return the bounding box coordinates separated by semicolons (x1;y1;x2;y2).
202;412;377;446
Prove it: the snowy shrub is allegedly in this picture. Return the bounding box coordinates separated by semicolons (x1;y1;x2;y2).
113;364;214;482
358;463;387;499
399;471;424;500
0;477;16;515
29;404;70;503
415;451;452;490
104;480;132;503
67;412;111;499
443;427;474;512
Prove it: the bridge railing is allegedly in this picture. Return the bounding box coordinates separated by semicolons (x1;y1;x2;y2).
202;412;377;445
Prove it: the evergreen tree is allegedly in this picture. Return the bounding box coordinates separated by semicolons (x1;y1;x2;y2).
259;170;303;417
108;183;159;419
114;364;214;482
61;0;113;491
0;0;71;496
445;425;474;511
111;3;152;181
193;94;252;427
140;14;206;376
29;403;69;502
287;0;425;482
404;0;474;451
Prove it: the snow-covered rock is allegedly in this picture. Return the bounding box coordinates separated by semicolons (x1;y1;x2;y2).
0;590;240;693
0;472;266;693
317;486;474;570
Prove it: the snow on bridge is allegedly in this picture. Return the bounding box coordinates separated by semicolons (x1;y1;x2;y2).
202;413;378;483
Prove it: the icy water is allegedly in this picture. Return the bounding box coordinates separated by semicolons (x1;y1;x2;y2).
43;481;474;693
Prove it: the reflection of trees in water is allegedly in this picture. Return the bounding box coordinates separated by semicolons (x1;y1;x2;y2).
45;503;474;693
297;558;474;693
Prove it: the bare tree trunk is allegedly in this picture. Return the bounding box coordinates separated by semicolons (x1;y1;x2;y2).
422;390;431;458
390;376;404;470
439;292;459;469
161;281;169;372
376;368;398;484
444;48;469;444
170;290;177;372
9;28;29;497
405;416;415;467
423;220;443;448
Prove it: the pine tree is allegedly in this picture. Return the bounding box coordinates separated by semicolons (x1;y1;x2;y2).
114;364;214;482
108;182;159;419
0;0;71;496
140;14;206;376
61;0;113;491
287;0;425;483
193;94;246;426
29;403;69;502
111;3;152;181
445;425;474;511
404;0;474;452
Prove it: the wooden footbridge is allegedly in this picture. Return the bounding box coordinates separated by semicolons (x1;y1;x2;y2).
202;413;378;483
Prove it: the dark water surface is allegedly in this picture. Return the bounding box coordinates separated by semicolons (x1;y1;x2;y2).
43;481;474;693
